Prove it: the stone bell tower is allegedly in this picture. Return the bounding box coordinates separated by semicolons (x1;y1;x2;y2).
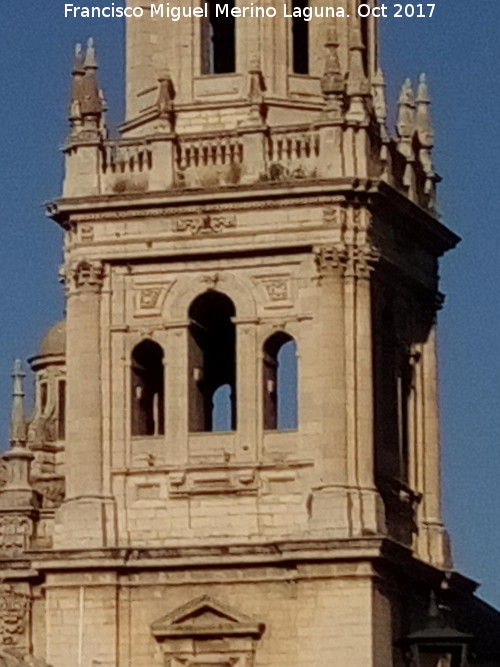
4;2;500;667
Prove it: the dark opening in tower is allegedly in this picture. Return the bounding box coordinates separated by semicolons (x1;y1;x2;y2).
188;291;237;432
131;340;165;437
292;0;309;74
57;379;66;440
263;332;298;430
202;0;236;74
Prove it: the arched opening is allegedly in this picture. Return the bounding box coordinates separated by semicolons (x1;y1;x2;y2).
292;0;309;74
188;291;236;432
202;0;236;74
131;340;165;437
263;332;298;430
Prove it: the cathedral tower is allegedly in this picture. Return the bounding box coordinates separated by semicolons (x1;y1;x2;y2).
1;2;499;666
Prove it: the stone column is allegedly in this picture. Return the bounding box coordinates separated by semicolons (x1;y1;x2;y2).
349;244;384;535
55;259;115;548
309;243;349;535
341;219;384;536
417;322;451;568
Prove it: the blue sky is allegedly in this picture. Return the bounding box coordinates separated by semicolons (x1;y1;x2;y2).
1;1;500;605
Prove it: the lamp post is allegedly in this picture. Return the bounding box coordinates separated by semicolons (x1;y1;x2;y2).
398;593;473;667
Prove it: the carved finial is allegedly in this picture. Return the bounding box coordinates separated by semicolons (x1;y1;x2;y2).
372;67;388;135
84;37;98;69
98;89;109;139
397;78;418;199
416;73;437;207
321;26;345;121
346;23;369;97
397;78;416;140
346;23;369;124
69;43;85;125
73;43;85;75
81;37;103;119
248;56;266;124
416;73;434;148
10;360;27;448
156;71;176;130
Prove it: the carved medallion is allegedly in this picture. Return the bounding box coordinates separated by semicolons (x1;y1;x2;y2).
133;281;173;317
175;214;236;235
262;279;288;302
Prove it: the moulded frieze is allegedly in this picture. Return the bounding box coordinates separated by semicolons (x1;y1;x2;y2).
67;194;347;223
0;516;32;558
0;584;30;647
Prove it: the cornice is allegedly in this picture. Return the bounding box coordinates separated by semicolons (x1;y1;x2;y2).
24;537;477;596
374;181;461;255
48;178;459;260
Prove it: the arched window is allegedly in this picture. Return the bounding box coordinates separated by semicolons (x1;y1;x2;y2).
131;340;165;437
263;332;298;430
202;0;236;74
188;292;236;432
292;0;309;74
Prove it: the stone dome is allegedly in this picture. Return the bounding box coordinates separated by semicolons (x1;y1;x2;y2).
36;319;66;359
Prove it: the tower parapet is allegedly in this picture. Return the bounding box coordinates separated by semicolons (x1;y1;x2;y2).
62;17;437;212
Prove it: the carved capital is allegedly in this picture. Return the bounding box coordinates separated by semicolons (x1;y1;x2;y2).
343;244;380;280
63;260;104;293
314;245;344;277
315;243;379;279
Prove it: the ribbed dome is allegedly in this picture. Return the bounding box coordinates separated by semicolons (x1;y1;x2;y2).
37;319;66;358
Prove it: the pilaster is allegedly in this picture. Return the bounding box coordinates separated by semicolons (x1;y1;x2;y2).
55;260;116;548
414;322;451;568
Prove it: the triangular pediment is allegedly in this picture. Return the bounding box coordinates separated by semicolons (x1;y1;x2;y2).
151;595;264;639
